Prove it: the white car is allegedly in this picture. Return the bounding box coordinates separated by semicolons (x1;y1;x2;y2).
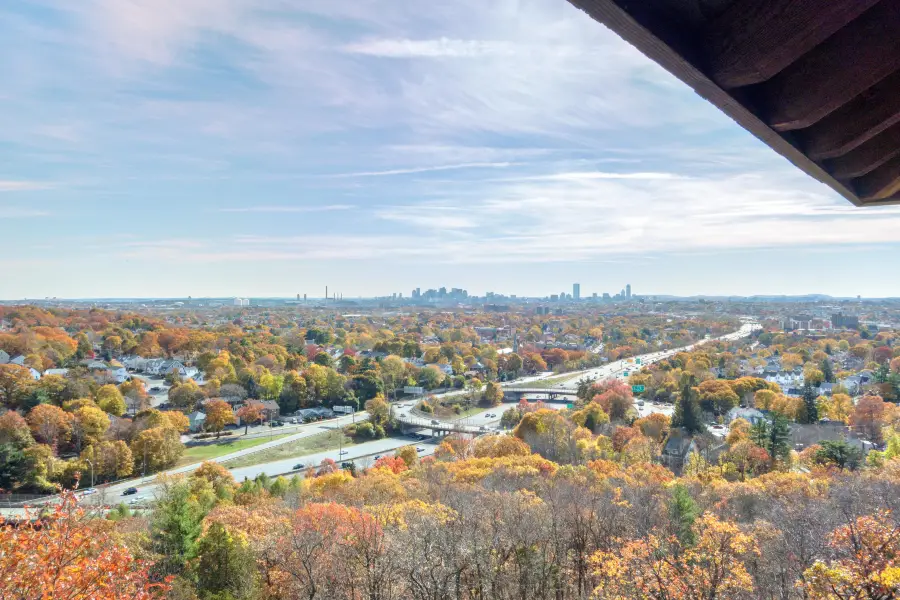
81;488;98;496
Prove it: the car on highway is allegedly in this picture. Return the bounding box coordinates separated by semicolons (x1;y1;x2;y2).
416;447;425;452
150;386;161;392
339;450;348;455
431;419;440;425
81;488;98;496
373;455;381;460
293;463;305;470
122;487;138;496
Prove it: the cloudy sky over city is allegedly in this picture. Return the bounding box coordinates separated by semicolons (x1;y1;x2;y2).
1;0;897;299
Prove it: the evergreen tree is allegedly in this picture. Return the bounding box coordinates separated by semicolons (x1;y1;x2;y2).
194;522;258;600
821;358;834;383
672;375;705;435
767;414;791;465
151;481;207;578
800;382;819;423
668;484;699;546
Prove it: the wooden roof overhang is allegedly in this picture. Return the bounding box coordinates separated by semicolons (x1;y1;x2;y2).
567;0;900;206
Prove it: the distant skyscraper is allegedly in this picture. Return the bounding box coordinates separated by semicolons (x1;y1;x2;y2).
573;283;581;300
626;284;632;299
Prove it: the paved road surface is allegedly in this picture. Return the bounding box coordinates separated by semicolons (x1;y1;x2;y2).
54;322;757;511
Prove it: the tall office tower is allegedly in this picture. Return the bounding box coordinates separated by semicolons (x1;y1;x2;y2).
626;284;632;298
573;283;581;300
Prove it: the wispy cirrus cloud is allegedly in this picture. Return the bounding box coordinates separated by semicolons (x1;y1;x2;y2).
329;162;513;178
0;207;51;218
0;181;52;192
219;205;354;213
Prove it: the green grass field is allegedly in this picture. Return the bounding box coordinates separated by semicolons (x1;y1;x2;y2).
177;434;291;467
222;429;357;469
506;373;583;389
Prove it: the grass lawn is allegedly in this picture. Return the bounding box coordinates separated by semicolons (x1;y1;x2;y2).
177;434;291;467
223;429;357;469
431;402;485;420
506;373;583;389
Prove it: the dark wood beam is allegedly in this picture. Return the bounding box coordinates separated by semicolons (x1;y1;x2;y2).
826;123;900;179
706;0;880;88
566;0;862;206
801;71;900;160
759;0;900;131
854;155;900;201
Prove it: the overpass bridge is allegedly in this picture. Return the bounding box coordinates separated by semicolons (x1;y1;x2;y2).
503;388;580;403
395;414;486;436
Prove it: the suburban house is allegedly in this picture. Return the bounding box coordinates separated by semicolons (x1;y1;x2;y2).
9;355;26;366
26;367;41;380
294;407;335;422
188;411;207;432
43;368;69;377
244;400;280;422
0;350;9;364
661;431;697;474
726;407;767;426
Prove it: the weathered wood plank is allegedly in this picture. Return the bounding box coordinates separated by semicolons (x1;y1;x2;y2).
854;155;900;200
566;0;862;205
826;123;900;178
801;71;900;160
707;0;881;88
760;0;900;131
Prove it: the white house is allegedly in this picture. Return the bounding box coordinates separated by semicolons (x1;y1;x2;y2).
10;355;26;366
27;367;41;380
43;368;69;377
109;366;130;383
0;350;9;364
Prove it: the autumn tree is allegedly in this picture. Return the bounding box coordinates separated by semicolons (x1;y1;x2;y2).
236;402;265;434
803;511;900;599
591;378;634;421
592;513;758;599
851;395;889;443
697;379;740;415
365;395;390;428
0;364;34;409
26;403;72;451
168;380;205;411
204;399;235;437
0;490;169;598
96;384;127;417
483;381;504;406
71;405;110;451
131;427;184;474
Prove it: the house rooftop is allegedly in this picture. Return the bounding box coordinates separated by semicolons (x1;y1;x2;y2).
568;0;900;206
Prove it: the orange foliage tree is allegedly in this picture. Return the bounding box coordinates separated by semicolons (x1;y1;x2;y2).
802;510;900;599
0;490;170;599
592;513;758;599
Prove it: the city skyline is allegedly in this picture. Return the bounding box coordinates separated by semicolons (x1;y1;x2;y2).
3;0;900;300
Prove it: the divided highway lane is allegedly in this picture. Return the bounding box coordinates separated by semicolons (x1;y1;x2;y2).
99;411;370;497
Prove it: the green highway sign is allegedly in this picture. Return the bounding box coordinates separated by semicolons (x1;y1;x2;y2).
623;371;629;377
566;403;574;409
632;385;645;393
636;358;641;364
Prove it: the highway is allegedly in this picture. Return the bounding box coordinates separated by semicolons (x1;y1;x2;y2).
43;322;758;512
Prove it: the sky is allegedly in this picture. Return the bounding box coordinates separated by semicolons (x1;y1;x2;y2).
1;0;898;300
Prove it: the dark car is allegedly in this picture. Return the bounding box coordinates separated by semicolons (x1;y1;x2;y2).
340;461;353;469
150;386;161;392
122;487;138;496
293;463;305;470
